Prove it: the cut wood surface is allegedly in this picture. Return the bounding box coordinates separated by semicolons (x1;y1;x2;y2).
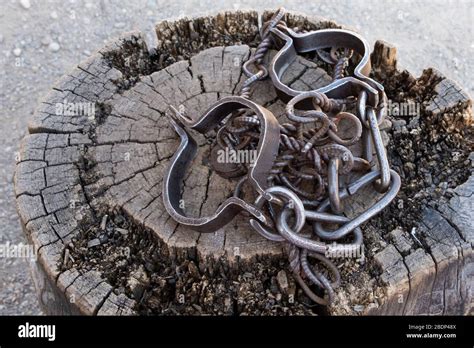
14;10;473;315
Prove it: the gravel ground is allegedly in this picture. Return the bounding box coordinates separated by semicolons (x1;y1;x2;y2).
0;0;472;315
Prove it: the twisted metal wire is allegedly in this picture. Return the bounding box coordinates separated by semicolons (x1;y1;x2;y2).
206;8;395;307
240;7;287;99
332;48;354;80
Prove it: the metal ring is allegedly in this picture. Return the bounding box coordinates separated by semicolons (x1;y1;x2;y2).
304;210;364;243
250;186;306;242
316;48;338;64
313;170;401;239
367;108;391;192
327;111;362;146
286;92;331;123
277;207;327;253
357;90;386;127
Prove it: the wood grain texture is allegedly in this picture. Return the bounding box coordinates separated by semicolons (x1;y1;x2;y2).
14;11;473;315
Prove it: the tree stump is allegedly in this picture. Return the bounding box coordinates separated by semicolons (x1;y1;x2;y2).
14;10;473;315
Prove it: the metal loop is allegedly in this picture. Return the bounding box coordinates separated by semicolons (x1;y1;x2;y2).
164;12;402;307
357;89;370;128
286;91;335;117
327;158;342;214
358;89;386;127
366;108;391;192
316;48;338;64
327;111;363;146
277;207;327;253
299;249;337;305
260;7;287;38
301;249;341;289
250;186;306;242
287;103;330;125
319;144;354;175
312;170;401;239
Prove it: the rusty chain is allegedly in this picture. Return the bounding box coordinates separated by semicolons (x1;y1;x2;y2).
163;7;401;306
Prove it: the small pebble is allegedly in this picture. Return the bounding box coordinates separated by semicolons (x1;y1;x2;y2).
468;152;474;164
424;173;433;185
13;48;22;57
41;36;51;46
98;233;108;243
50;11;58;19
392;119;406;132
276;270;289;294
87;238;101;248
187;261;200;279
100;214;108;230
63;249;70;266
115;228;128;235
20;0;31;9
48;42;60;52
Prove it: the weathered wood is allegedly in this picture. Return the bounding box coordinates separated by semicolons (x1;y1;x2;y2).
330;42;473;315
81;44;335;264
371;40;398;76
14;10;472;316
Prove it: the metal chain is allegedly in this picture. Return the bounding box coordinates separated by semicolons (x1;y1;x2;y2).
170;8;400;306
240;9;396;306
240;7;287;98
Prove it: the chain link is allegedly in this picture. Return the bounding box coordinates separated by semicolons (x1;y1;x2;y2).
234;8;398;305
169;8;400;306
